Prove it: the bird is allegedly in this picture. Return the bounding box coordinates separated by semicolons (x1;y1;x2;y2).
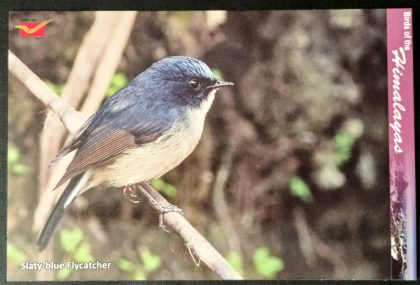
37;56;234;251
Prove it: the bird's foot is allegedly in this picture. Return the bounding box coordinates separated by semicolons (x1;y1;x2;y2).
156;203;183;232
125;183;184;232
123;185;141;204
139;186;183;232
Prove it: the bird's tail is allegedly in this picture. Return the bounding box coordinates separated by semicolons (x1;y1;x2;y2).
37;170;91;251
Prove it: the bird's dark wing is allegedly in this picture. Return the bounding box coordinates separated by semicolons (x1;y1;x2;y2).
49;115;95;167
53;97;177;189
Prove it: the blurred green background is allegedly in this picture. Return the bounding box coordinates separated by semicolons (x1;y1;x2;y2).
8;10;389;280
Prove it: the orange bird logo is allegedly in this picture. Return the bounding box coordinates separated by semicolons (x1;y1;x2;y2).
15;19;53;37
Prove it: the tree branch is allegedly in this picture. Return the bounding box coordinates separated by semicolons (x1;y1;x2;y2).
8;51;85;134
8;50;242;280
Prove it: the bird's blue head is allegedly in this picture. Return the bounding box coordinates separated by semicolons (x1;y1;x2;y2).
139;56;233;108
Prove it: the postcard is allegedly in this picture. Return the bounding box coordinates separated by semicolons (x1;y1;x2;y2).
4;6;417;282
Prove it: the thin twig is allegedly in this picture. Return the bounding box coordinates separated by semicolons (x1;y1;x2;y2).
8;50;243;280
212;148;242;253
293;207;316;266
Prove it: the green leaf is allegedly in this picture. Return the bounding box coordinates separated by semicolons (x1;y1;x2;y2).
8;147;19;164
45;80;64;96
252;247;284;278
139;249;161;272
59;228;84;253
333;152;350;165
7;242;27;264
289;176;313;203
12;163;29;176
73;242;94;262
56;268;73;280
117;258;135;272
151;178;177;197
334;132;353;152
333;132;355;165
211;68;224;81
113;73;127;86
106;72;128;97
8;147;29;176
226;251;244;275
132;270;146;280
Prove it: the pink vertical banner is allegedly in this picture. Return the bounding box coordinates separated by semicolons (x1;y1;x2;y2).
387;8;416;280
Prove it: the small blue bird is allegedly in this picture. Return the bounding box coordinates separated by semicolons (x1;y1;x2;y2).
37;56;233;251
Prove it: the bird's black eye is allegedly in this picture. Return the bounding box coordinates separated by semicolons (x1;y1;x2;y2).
188;79;201;91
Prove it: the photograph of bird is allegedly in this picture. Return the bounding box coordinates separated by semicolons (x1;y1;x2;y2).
37;56;233;251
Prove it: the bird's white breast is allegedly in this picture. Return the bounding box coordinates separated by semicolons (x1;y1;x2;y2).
89;91;215;188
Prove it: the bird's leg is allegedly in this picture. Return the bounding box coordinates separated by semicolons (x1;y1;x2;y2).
123;185;141;204
133;183;183;232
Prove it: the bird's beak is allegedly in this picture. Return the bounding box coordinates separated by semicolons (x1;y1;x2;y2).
207;80;234;91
